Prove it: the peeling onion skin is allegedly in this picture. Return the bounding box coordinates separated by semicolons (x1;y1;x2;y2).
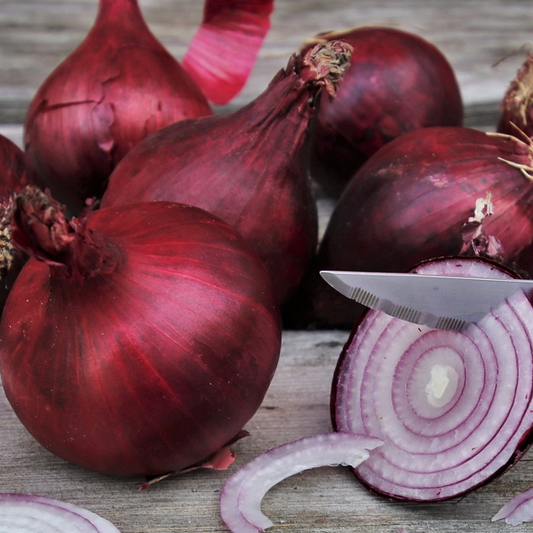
332;257;533;501
497;52;533;140
23;0;213;215
286;126;533;329
0;493;121;532
0;187;281;477
182;0;274;105
308;26;463;197
101;41;353;306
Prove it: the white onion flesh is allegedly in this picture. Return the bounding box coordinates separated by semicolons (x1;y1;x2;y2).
492;487;533;525
333;257;533;501
0;494;120;533
220;432;382;533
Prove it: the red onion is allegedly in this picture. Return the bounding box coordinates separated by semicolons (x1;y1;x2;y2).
332;256;533;501
100;41;353;306
497;52;533;139
307;26;463;197
182;0;274;105
23;0;213;215
220;432;382;533
0;493;120;532
286;126;533;329
0;186;281;477
493;487;533;525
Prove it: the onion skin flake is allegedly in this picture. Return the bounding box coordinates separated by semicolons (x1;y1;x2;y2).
332;257;533;502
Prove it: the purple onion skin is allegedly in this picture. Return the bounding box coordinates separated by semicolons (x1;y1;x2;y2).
331;256;533;501
0;195;281;477
309;26;463;197
23;0;212;215
285;126;533;329
100;42;353;306
497;53;533;139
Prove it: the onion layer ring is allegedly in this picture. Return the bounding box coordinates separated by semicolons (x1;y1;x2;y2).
332;257;533;501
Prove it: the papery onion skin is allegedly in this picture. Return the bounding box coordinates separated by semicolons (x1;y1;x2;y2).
101;41;353;306
23;0;212;215
0;493;120;532
497;52;533;139
331;257;533;501
286;126;533;329
182;0;274;105
0;188;281;477
308;26;463;197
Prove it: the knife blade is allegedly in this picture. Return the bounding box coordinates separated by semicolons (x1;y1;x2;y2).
320;270;533;331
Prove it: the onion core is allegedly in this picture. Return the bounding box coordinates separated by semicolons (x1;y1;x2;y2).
332;257;533;501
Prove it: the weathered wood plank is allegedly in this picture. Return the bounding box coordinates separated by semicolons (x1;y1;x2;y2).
2;330;533;532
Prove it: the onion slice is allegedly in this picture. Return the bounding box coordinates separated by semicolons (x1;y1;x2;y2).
332;257;533;501
182;0;274;105
220;432;382;533
492;487;533;525
0;493;120;532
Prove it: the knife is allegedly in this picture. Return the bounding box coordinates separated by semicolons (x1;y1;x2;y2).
320;270;533;331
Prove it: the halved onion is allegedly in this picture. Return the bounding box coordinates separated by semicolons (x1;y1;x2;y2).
220;432;382;533
0;493;120;532
332;257;533;501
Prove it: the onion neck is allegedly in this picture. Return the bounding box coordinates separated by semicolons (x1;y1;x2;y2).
230;40;352;167
96;0;143;21
293;40;353;104
92;0;154;44
8;186;121;280
255;40;352;115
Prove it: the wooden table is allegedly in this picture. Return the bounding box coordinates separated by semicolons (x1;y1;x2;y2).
1;1;533;532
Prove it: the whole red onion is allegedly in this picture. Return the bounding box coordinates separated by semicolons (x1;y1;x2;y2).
308;26;463;197
23;0;213;215
101;41;354;306
286;127;533;329
497;52;533;139
0;186;281;477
